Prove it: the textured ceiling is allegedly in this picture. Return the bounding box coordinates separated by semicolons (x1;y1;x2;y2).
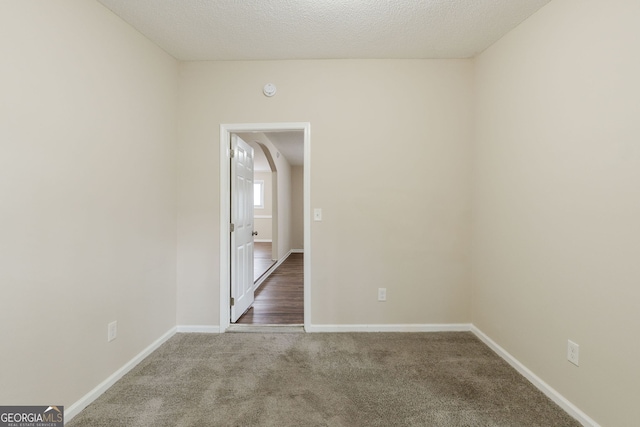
96;0;552;61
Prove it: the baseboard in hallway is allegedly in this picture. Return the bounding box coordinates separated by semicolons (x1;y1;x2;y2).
238;251;303;325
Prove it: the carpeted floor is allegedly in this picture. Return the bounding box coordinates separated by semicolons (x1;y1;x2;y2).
67;332;580;426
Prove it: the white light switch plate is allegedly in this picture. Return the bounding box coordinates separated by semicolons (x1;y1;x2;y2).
567;340;579;366
108;321;117;342
314;208;322;221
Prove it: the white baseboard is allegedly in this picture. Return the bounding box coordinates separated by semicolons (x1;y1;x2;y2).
176;325;222;333
470;325;599;427
64;322;596;427
254;249;295;290
278;249;294;264
254;239;272;243
291;248;304;253
254;270;273;290
65;326;177;422
305;323;472;333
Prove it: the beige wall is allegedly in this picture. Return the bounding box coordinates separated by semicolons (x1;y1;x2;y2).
0;0;178;409
259;133;294;260
274;145;292;260
9;1;632;423
177;59;473;326
291;166;304;250
472;0;640;425
238;132;294;259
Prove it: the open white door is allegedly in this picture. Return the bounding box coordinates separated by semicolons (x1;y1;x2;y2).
230;134;255;322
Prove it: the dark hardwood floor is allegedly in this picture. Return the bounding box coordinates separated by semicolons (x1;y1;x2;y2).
254;242;275;282
237;252;303;325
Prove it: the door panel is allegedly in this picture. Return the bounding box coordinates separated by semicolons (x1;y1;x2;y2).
230;135;255;322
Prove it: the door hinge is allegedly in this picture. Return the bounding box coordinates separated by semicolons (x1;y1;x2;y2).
230;297;235;307
230;148;235;158
230;223;235;232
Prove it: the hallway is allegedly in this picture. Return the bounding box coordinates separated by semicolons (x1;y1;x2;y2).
238;252;303;325
253;242;275;282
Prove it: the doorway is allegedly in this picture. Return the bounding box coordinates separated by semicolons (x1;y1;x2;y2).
219;123;311;331
245;139;278;284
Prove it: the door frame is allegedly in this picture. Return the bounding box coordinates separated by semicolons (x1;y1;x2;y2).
219;122;311;331
229;135;255;323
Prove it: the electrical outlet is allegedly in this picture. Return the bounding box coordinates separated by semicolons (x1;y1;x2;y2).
108;321;117;342
378;288;387;301
567;340;579;366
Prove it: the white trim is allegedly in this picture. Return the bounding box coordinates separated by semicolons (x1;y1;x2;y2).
471;325;600;427
227;324;305;333
305;324;472;333
254;249;294;290
65;327;176;422
253;239;272;243
253;269;274;290
220;123;311;333
302;124;311;329
176;325;222;333
63;322;595;427
219;127;231;331
291;248;304;253
254;215;273;219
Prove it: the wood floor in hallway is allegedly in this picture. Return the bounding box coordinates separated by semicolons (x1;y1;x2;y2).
238;252;303;325
253;242;275;282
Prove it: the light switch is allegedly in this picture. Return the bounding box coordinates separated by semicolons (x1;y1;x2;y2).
314;208;322;221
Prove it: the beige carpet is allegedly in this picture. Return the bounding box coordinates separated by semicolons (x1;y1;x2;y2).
67;332;580;426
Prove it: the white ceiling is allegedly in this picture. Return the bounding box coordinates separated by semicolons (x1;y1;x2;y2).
96;0;552;61
239;131;304;172
265;131;304;167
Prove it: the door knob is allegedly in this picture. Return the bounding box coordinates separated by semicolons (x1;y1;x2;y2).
252;231;258;236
